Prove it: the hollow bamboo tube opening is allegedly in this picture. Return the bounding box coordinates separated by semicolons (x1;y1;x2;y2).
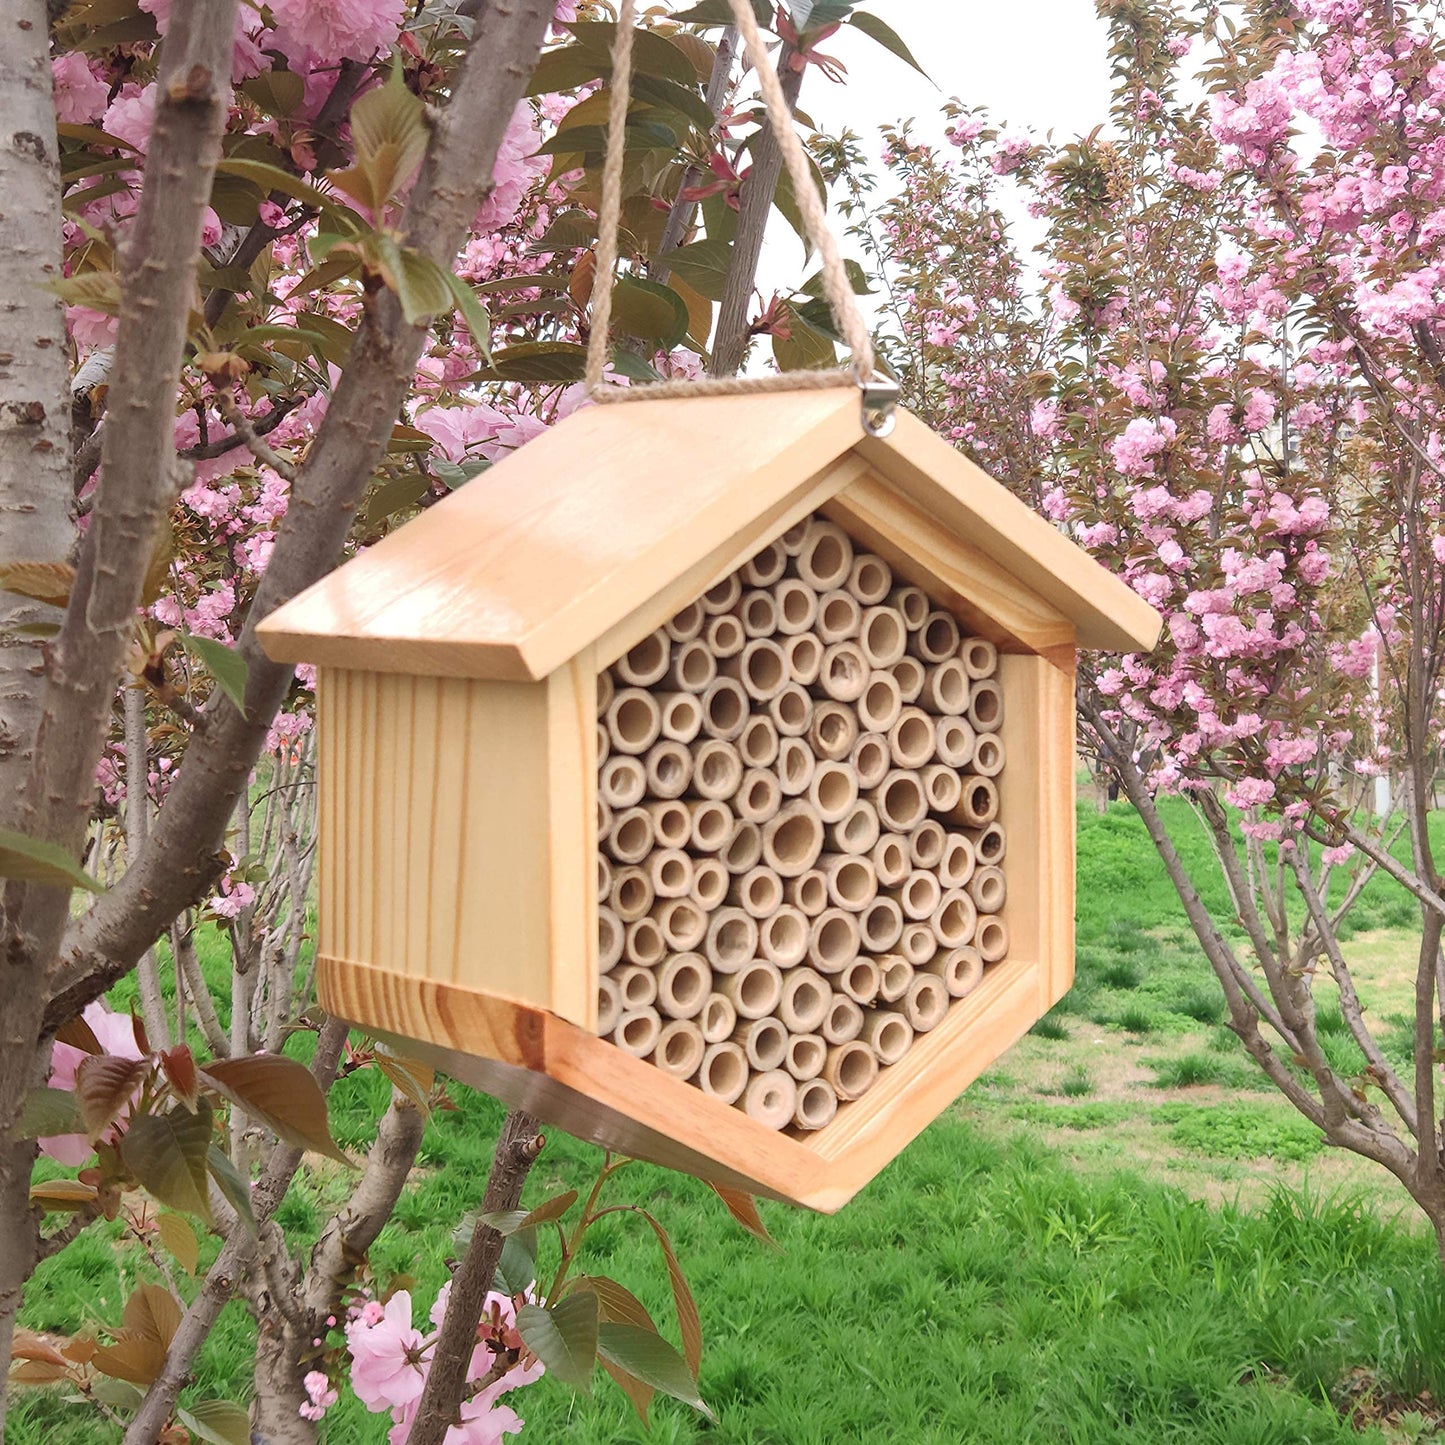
776;736;816;796
849;553;893;605
607;689;662;756
860;1011;914;1066
792;1077;839;1130
742;540;788;587
951;775;999;828
659;691;704;745
824;854;878;912
857;672;903;735
784;632;823;686
769;682;813;737
688;798;734;853
658;953;711;1019
599;755;646;809
701;677;748;740
816;589;861;644
665;640;716;695
648;845;693;897
872;833;911;888
610;867;653;922
598;906;624;972
824;1040;879;1101
717;959;783;1020
796;518;854;590
822;993;864;1044
653;1020;706;1079
690;856;729;911
732;864;784;919
819;642;868;703
723;819;763;874
809;761;859;824
892;654;925;704
625;916;667;967
935;715;976;769
931;888;978;949
700;992;736;1044
597;667;614;718
778;518;810;555
655;897;707;952
900;923;936;965
697;1041;748;1103
778;968;830;1032
597;975;622;1035
909;819;947;870
614;1007;662;1057
840;957;880;1006
787;868;829;917
664;599;706;642
851;733;891;792
859;606;908;668
969;821;1007;865
921;764;963;815
644;740;692;800
809;701;858;762
614;964;659;1010
739;589;778;638
889;707;936;770
738;715;779;769
898;869;942;921
939;832;977;889
878;955;913;1003
605;807;654;864
733;1016;789;1072
976;915;1009;963
808;908;860;974
924;944;984;999
691;739;742;801
909;611;960;665
969;865;1007;914
761;801;825;878
759;905;809;967
872;771;928;833
859;895;904;952
705;907;758;973
889;584;930;631
705;613;745;659
700;573;742;615
772;577;819;636
973;734;1006;778
616;629;671;687
903;974;949;1033
959;636;998;680
922;658;970;716
786;1033;828;1082
828;799;880;856
736;767;782;824
967;678;1004;734
744;1069;798;1131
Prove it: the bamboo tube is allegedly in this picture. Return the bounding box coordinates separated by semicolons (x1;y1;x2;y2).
597;721;610;764
597;975;622;1036
769;681;813;737
598;905;624;973
968;821;1007;866
705;613;745;659
870;770;928;833
892;653;925;704
809;760;859;824
818;641;869;703
697;1041;747;1104
717;959;783;1020
822;853;878;912
776;736;816;797
732;1016;789;1072
610;866;653;923
976;915;1008;963
644;740;692;800
896;868;942;921
851;733;891;792
597;851;614;904
771;576;819;636
872;832;911;888
613;1007;662;1058
935;715;976;769
903;974;949;1033
949;775;999;828
657;693;704;747
822;993;864;1044
704;907;758;973
759;905;810;967
808;907;860;974
859;1010;914;1066
859;606;908;668
910;611;961;665
657;953;711;1020
648;845;693;898
839;957;880;1006
743;1070;798;1130
969;864;1007;915
972;734;1005;778
878;954;913;1003
613;963;659;1010
700;572;742;616
859;895;904;952
909;819;946;871
599;754;647;809
795;517;854;591
653;1019;706;1079
786;868;829;917
827;798;880;856
655;897;707;952
931;888;978;949
663;598;706;643
778;967;831;1032
742;540;788;588
722;818;763;874
923;944;984;999
690;738;743;800
781;635;822;690
889;584;929;631
735;767;782;824
606;688;662;756
939;832;977;890
738;715;779;770
690;856;729;911
809;700;858;762
921;764;962;815
816;588;861;644
700;992;736;1044
959;636;998;680
739;588;779;638
725;639;789;702
824;1040;878;1101
731;864;784;919
785;1033;827;1082
778;518;811;555
597;798;614;849
615;629;671;687
625;916;667;967
900;923;936;965
967;678;1004;734
687;797;734;853
848;552;893;605
701;677;749;740
856;672;903;735
761;801;825;877
604;807;654;864
889;707;936;770
597;667;615;718
793;1077;838;1130
921;658;970;716
664;639;716;695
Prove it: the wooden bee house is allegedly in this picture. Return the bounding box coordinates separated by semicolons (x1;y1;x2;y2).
257;389;1160;1211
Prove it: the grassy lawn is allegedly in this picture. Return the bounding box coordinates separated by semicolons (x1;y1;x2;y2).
10;795;1445;1442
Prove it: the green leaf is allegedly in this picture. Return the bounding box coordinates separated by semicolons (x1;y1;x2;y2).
14;1088;84;1140
90;1378;145;1410
207;1145;257;1238
0;828;103;894
672;0;769;24
179;634;249;715
121;1103;214;1223
157;1212;199;1275
607;348;661;383
518;1188;579;1230
213;158;332;211
608;275;690;350
534;209;597;252
492;1231;538;1296
801;257;874;299
524;44;611;99
176;1400;250;1445
200;1053;349;1162
596;1323;712;1415
338;62;428;213
847;10;932;79
466;341;589;383
516;1292;599;1391
662;236;732;301
476;1208;532;1237
239;69;305;121
773;309;836;371
49;271;122;314
443;270;493;363
568;22;699;87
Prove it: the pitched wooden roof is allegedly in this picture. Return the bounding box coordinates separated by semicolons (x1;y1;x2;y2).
257;388;1161;680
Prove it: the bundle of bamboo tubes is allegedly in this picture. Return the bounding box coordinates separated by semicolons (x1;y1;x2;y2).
595;515;1009;1135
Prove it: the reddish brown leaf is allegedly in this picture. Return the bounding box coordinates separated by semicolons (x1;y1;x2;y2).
91;1334;168;1386
601;1356;653;1425
635;1210;702;1379
54;1014;102;1055
123;1284;182;1349
30;1178;99;1210
160;1045;200;1110
131;1011;151;1057
12;1332;67;1366
74;1054;150;1139
9;1359;71;1385
569;248;597;308
200;1053;349;1161
0;560;75;608
569;1275;657;1331
709;1183;778;1248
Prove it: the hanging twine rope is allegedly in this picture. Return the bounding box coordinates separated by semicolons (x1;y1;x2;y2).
583;0;882;410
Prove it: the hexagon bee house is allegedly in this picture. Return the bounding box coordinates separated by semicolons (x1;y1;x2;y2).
257;389;1159;1211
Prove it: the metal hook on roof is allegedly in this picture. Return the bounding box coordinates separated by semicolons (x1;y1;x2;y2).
854;368;900;438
